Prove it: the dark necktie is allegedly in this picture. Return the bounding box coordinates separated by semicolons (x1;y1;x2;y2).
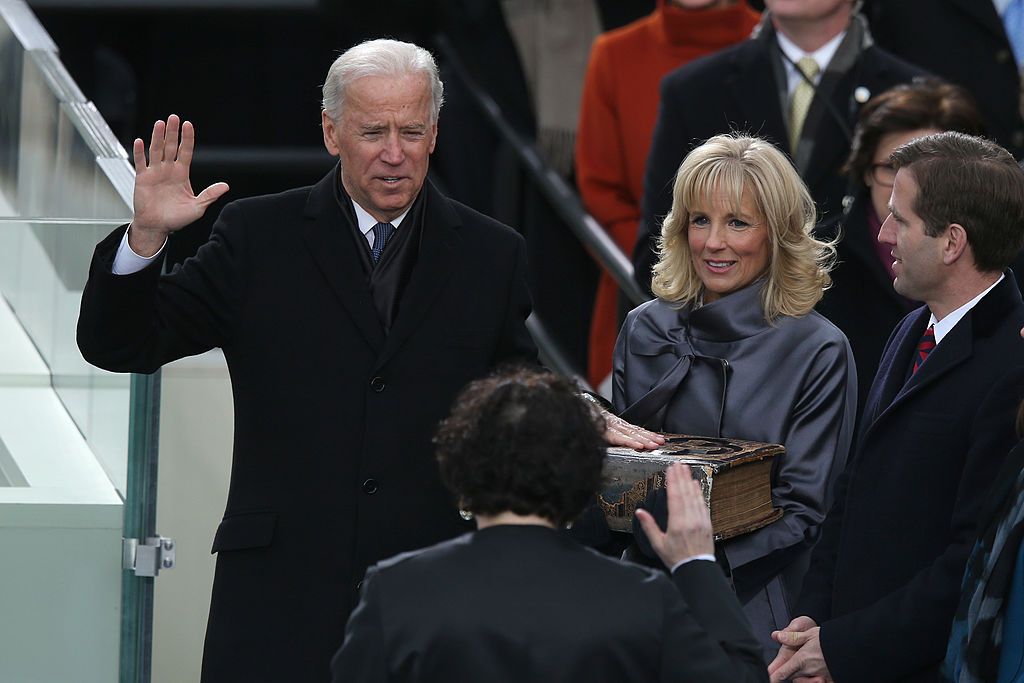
371;222;395;265
912;324;936;375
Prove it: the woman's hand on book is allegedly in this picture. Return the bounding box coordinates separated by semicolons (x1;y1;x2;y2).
603;412;665;450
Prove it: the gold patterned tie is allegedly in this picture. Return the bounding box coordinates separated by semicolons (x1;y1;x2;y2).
788;56;820;153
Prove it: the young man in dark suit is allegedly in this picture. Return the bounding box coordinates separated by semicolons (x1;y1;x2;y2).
76;39;540;683
633;0;922;292
769;132;1024;683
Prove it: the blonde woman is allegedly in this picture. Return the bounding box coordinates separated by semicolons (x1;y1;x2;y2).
613;134;856;659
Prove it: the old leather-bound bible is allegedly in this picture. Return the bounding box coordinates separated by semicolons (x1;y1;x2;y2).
600;434;783;540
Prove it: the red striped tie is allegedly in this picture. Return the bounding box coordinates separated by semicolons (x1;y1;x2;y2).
912;325;936;374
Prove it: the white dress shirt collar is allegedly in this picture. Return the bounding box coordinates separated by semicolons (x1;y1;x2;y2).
994;0;1012;16
352;200;410;248
776;29;846;97
929;274;1004;344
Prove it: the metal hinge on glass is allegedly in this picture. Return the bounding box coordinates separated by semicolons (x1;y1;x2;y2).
123;536;176;577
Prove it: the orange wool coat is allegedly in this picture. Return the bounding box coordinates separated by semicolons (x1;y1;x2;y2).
575;0;760;387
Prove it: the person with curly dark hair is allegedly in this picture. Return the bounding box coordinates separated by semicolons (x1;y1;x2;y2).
330;366;768;683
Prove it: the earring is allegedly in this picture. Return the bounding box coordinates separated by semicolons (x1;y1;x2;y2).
459;508;474;521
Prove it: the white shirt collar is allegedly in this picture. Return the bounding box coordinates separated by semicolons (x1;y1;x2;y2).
929;274;1004;344
352;200;410;240
776;30;846;96
994;0;1012;16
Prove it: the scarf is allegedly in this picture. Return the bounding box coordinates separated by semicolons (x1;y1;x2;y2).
945;446;1024;682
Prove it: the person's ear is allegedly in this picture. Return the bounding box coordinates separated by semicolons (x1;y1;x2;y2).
322;111;340;157
941;223;968;265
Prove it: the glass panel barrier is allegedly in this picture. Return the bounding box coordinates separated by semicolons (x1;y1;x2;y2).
0;1;159;681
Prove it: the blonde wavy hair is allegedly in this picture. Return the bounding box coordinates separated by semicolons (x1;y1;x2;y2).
651;134;836;320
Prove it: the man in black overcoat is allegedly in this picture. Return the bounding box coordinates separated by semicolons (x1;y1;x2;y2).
863;0;1024;160
77;39;537;682
769;132;1024;682
633;0;922;292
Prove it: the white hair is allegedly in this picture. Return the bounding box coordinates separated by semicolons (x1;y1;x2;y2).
322;39;444;123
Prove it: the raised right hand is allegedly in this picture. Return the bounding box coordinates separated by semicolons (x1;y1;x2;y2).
635;463;714;567
129;114;229;256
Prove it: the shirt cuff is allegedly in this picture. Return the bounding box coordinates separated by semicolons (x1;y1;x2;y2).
112;227;167;275
670;554;716;573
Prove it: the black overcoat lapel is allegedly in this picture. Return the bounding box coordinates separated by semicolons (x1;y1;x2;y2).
863;276;1023;436
800;65;859;195
301;171;387;353
862;307;929;431
374;180;463;369
947;0;1005;37
728;40;789;150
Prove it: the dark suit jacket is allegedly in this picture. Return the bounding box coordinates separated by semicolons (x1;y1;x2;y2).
864;0;1024;159
331;524;768;683
797;275;1024;682
76;169;536;683
633;20;922;292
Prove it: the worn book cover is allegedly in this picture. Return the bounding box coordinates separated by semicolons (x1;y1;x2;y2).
600;434;784;540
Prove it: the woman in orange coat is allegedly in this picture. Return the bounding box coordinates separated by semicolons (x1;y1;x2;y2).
576;0;760;389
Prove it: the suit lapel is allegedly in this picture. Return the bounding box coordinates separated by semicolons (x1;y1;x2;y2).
301;170;386;352
862;276;1023;436
374;181;462;369
887;318;973;411
729;39;789;151
801;65;857;194
862;308;928;430
861;313;972;445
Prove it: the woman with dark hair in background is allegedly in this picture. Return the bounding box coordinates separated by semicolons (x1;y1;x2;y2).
331;367;768;682
816;78;985;419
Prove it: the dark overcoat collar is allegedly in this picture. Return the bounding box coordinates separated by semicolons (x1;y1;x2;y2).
725;30;788;153
947;0;1005;37
863;273;1023;434
300;167;463;369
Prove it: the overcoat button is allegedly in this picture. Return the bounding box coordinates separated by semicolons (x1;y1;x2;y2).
362;478;379;494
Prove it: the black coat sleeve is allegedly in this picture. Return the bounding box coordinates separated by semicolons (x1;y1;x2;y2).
661;560;769;683
491;233;538;367
77;203;249;374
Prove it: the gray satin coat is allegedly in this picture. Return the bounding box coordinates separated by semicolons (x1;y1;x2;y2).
613;282;856;652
